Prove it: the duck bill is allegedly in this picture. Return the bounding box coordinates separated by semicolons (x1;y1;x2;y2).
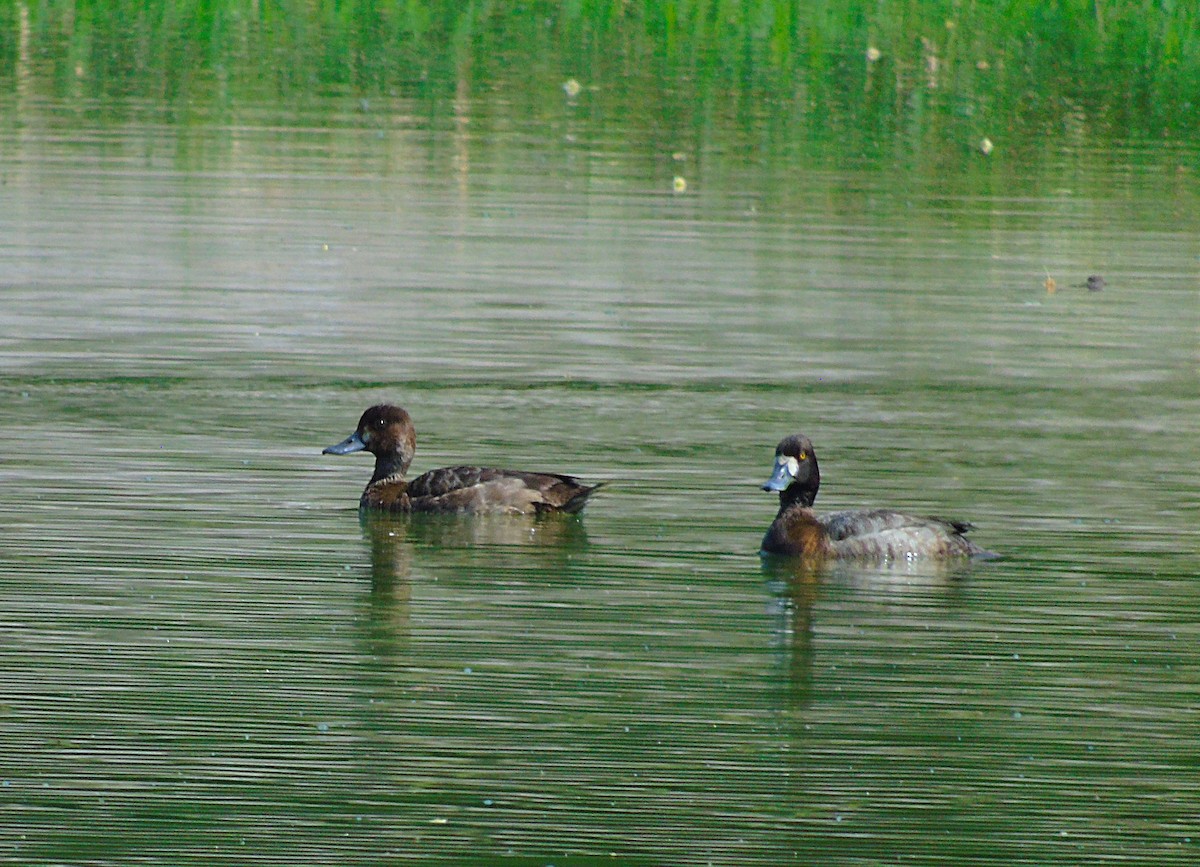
323;431;367;455
761;460;796;492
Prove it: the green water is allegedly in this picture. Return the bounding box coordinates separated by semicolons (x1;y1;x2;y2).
2;6;1200;865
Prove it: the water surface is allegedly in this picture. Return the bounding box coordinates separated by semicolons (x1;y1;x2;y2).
1;85;1198;864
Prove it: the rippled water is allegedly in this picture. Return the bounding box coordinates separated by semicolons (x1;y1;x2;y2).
2;94;1198;864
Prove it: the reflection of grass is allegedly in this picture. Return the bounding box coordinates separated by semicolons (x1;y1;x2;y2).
5;1;1198;139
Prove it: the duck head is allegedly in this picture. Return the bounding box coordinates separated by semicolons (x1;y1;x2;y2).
762;434;820;508
323;404;417;481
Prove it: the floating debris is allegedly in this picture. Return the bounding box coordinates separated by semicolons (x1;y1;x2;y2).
1044;275;1057;294
562;78;581;97
866;46;882;63
1067;275;1106;291
978;137;994;155
922;37;940;87
673;176;687;193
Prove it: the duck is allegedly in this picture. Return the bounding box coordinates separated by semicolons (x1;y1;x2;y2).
323;404;603;515
760;434;993;559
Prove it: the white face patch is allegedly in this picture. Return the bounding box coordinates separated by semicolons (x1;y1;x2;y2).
360;429;371;444
776;454;800;479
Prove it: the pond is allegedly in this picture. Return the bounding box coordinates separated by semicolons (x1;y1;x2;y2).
2;27;1199;866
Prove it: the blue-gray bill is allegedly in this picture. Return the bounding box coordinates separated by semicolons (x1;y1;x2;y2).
323;431;367;455
762;459;796;492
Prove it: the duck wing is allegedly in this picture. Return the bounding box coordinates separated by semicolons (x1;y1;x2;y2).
820;508;988;558
407;466;602;515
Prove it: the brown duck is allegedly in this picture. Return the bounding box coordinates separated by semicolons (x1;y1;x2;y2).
323;404;602;515
760;434;994;560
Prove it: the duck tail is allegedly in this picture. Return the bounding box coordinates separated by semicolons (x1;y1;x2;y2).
555;481;606;515
967;541;1002;560
934;516;1000;560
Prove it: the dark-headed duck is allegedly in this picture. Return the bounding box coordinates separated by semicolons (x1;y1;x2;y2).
323;404;603;515
760;434;994;559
